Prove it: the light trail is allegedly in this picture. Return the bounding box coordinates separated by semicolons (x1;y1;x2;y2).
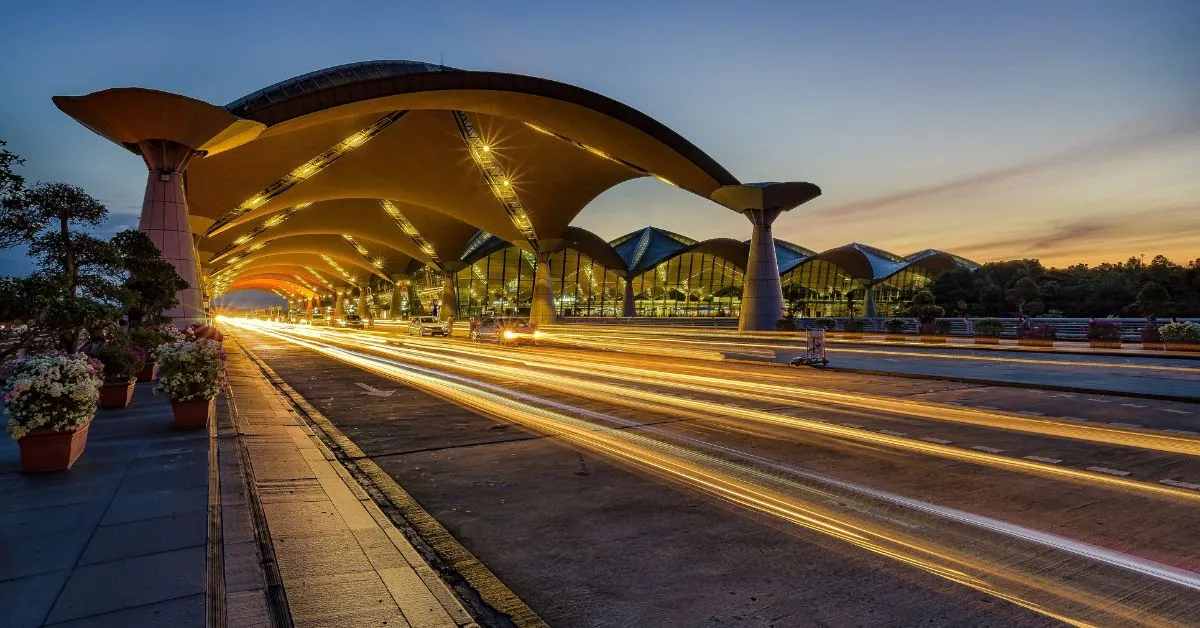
224;317;1200;626
263;325;1200;503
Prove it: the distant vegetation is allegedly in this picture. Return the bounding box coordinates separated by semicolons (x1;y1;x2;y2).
932;256;1200;318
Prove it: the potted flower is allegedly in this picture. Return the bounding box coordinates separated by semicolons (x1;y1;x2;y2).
2;353;102;473
843;319;865;340
775;316;795;331
154;338;227;430
921;319;952;344
1087;319;1123;349
130;325;183;381
883;318;907;341
1141;321;1163;350
90;344;144;409
973;318;1004;344
1159;321;1200;352
1018;322;1057;347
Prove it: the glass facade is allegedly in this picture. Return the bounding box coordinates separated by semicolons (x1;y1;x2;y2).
627;251;743;317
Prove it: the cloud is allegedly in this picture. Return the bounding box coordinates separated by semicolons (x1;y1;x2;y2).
809;107;1200;221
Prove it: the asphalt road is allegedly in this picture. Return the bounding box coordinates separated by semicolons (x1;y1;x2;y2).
224;320;1200;627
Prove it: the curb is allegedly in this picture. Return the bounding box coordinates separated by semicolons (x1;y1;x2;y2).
720;357;1199;404
231;334;546;628
823;338;1200;361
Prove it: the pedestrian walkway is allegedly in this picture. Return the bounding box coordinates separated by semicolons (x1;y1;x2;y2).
0;386;209;627
2;345;479;628
223;341;476;628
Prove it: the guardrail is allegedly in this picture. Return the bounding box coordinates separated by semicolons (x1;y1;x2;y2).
790;317;1200;340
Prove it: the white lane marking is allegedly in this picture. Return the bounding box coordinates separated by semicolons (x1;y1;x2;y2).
1063;417;1090;422
1022;411;1045;416
1165;429;1199;435
1088;466;1132;477
1087;399;1112;403
880;430;907;436
841;423;864;428
921;437;953;444
1024;456;1063;464
354;382;395;397
945;402;963;406
977;405;999;410
262;328;1200;593
1028;390;1045;394
1111;422;1142;428
972;445;1004;453
1161;479;1200;490
1122;403;1147;409
1164;409;1194;415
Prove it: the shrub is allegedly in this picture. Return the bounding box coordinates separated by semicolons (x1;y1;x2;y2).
813;317;836;330
975;318;1004;337
90;344;145;382
1159;322;1200;342
1087;320;1122;341
1018;323;1057;340
775;318;795;331
2;353;102;440
933;320;952;335
884;318;906;334
906;290;945;324
154;339;227;402
844;319;865;332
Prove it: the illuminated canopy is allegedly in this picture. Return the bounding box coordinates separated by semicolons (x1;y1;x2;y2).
56;60;815;300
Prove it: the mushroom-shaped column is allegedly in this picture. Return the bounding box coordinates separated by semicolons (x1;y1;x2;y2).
622;277;637;318
334;288;347;319
530;252;556;326
52;88;264;326
710;182;822;332
390;276;406;319
863;282;877;318
440;273;458;321
357;286;368;317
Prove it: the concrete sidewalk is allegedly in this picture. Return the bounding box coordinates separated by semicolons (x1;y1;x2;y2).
2;345;479;628
223;340;476;628
0;386;209;627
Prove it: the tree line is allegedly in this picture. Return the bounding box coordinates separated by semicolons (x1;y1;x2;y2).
930;256;1200;318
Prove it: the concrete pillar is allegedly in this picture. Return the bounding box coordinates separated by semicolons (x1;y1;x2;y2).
864;282;877;318
529;252;556;326
440;273;458;321
334;289;346;319
357;286;368;317
390;277;405;319
137;140;203;326
738;208;784;331
307;297;314;314
622;277;636;318
407;282;425;316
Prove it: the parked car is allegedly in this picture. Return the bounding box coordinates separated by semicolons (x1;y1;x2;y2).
338;314;365;329
408;316;450;337
470;317;541;345
309;312;329;326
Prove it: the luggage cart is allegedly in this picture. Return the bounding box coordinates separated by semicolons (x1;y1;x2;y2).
790;329;828;367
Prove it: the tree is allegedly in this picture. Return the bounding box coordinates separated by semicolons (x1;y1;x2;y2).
905;289;945;332
1006;277;1043;317
1134;281;1171;317
111;229;188;328
0;140;24;204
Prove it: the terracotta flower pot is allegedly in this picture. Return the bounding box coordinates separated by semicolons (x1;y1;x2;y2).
1018;338;1053;347
973;336;1000;345
1088;340;1122;349
136;361;158;382
99;378;136;409
884;334;906;342
171;397;214;430
842;333;862;340
18;423;91;473
1165;341;1200;352
919;335;947;344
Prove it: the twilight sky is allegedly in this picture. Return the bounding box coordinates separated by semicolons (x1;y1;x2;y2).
1;0;1197;282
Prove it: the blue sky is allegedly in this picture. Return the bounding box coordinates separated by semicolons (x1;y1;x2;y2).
1;0;1197;286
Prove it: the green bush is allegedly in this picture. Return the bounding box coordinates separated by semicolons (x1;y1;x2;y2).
975;318;1004;337
1159;321;1200;342
844;319;865;332
89;344;145;382
1087;320;1122;341
775;318;795;331
813;317;836;330
933;320;952;335
1018;323;1057;340
884;318;906;334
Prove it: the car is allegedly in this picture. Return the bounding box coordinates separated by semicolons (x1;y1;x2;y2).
469;317;541;345
338;314;365;329
309;313;329;326
407;316;450;337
